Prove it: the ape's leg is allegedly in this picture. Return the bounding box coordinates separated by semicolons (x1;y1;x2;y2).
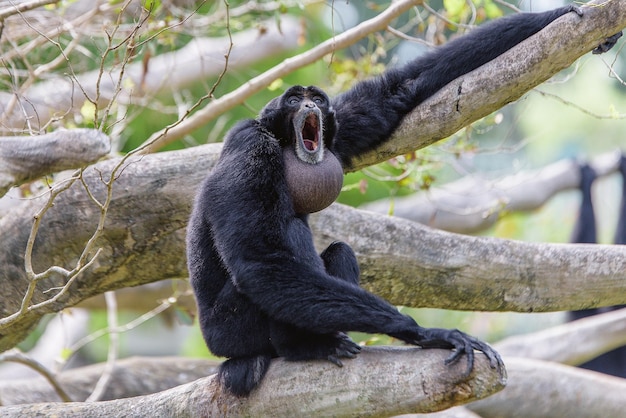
320;241;360;286
187;221;276;397
270;241;362;366
201;280;276;397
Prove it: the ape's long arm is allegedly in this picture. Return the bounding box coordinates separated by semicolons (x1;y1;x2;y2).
330;6;582;167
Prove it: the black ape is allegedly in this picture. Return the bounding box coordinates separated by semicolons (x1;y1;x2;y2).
187;6;621;396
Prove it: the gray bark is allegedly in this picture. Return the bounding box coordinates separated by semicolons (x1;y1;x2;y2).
311;204;626;312
0;356;219;405
0;129;110;197
361;152;623;233
349;0;626;170
0;347;505;417
469;357;626;418
494;307;626;366
3;143;626;350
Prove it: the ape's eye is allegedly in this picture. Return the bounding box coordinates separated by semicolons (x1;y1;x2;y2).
287;97;299;105
313;96;325;105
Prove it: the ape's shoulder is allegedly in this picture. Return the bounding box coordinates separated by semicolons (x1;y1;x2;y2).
220;119;282;160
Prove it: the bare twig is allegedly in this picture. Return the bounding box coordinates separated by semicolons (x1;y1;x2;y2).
137;0;425;153
0;0;59;20
133;0;234;155
85;291;118;402
0;348;72;402
68;298;173;357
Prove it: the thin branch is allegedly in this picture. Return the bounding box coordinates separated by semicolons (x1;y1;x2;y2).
85;291;118;402
0;0;59;20
137;0;425;153
132;0;234;155
68;298;172;356
0;348;72;402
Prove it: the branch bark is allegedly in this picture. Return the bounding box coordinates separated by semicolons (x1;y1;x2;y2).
0;357;219;404
310;204;626;312
0;0;625;380
0;17;302;133
2;144;626;350
468;357;626;418
494;307;626;366
0;347;505;417
349;0;626;170
0;129;110;197
361;151;623;233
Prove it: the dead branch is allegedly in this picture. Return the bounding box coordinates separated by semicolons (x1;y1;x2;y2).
0;16;302;133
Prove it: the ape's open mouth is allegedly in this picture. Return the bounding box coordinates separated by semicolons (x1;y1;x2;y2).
301;113;319;152
295;109;324;164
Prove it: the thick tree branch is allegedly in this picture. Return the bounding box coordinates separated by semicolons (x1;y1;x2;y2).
311;204;626;312
2;145;626;349
0;347;505;417
0;357;219;404
494;307;626;366
0;145;626;349
0;129;110;197
349;0;626;170
361;151;623;233
468;357;626;418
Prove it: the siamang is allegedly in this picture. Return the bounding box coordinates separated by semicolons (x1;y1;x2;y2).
187;5;622;396
568;158;626;378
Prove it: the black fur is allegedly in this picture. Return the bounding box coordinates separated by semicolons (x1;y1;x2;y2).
187;6;620;396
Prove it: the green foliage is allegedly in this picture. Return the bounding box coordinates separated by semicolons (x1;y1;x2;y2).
443;0;503;23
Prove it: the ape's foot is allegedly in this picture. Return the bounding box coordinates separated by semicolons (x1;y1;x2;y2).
593;32;623;55
279;331;361;367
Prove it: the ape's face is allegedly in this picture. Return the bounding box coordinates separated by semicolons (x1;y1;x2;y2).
260;85;337;165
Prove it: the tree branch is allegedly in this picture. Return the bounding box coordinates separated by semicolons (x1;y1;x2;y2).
137;0;425;153
361;151;623;233
2;145;626;349
0;356;219;404
469;357;626;418
349;0;626;170
494;307;626;366
0;129;110;197
0;17;302;133
0;347;505;417
310;204;626;312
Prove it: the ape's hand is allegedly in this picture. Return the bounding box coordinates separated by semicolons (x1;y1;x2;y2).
402;327;505;378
